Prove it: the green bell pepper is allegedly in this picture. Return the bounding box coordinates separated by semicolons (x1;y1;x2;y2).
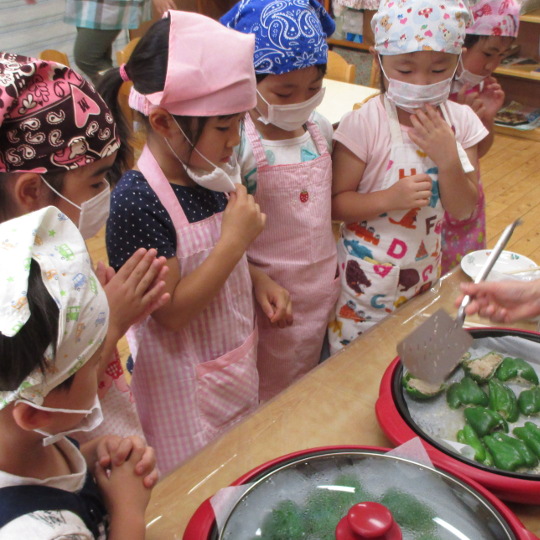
260;499;305;539
464;406;508;437
514;421;540;457
462;352;504;383
488;378;519;422
518;387;540;416
446;376;488;409
380;488;436;534
457;423;494;466
495;357;539;385
402;372;445;400
483;432;538;471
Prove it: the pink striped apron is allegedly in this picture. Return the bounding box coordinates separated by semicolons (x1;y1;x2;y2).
127;145;259;475
244;115;340;401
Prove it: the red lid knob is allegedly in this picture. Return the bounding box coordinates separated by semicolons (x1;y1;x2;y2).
335;502;402;540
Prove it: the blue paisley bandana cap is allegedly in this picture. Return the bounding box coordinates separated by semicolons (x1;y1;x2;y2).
220;0;335;75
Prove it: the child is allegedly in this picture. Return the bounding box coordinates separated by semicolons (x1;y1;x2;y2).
0;207;157;538
221;0;340;400
328;0;489;353
100;10;289;473
0;52;169;442
442;0;520;274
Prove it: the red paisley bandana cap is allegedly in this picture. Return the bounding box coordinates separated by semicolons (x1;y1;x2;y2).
0;52;120;174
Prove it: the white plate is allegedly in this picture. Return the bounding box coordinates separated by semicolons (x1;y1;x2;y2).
461;250;539;281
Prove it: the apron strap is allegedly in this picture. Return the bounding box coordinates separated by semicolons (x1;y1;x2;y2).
305;120;330;156
137;145;190;229
243;113;269;168
383;96;404;145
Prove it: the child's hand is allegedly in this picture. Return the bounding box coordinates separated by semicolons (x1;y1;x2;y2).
387;173;432;211
251;268;293;328
221;185;266;252
96;435;159;489
94;443;153;534
409;105;458;168
97;248;171;338
478;77;505;123
455;86;486;120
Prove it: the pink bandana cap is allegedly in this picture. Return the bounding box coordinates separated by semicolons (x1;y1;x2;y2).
467;0;520;37
372;0;472;55
129;10;257;117
0;52;119;174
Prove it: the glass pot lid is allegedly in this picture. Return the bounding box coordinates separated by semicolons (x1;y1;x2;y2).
218;449;515;540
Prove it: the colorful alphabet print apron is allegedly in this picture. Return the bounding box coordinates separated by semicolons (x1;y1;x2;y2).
329;97;473;353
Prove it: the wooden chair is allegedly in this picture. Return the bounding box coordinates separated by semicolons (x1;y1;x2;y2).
116;37;140;66
39;49;70;66
326;50;356;84
368;57;381;90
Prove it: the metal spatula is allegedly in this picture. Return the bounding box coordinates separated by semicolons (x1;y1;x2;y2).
397;218;522;383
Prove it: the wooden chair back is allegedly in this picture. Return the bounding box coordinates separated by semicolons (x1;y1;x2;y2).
326;50;356;84
39;49;70;66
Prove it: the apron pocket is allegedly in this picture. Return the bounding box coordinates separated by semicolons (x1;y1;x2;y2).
195;327;259;432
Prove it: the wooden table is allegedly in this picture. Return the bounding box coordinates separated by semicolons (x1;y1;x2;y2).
317;78;379;126
145;268;540;538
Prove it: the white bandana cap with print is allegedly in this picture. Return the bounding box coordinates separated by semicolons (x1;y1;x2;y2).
372;0;472;55
0;206;109;409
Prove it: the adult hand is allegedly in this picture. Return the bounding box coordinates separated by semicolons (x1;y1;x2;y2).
456;279;540;323
152;0;176;16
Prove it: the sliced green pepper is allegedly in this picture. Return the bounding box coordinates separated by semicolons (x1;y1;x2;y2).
495;357;539;385
488;378;519;422
446;376;488;409
518;387;540;416
402;372;445;400
464;406;508;437
462;352;504;383
483;432;538;471
514;421;540;457
457;423;494;466
260;499;305;539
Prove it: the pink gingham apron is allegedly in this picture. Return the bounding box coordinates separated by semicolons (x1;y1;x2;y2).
244;114;340;401
127;145;259;475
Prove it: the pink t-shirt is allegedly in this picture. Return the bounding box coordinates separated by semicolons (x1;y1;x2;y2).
333;95;488;195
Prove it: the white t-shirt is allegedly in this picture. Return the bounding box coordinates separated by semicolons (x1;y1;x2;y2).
237;111;334;194
333;95;488;194
0;438;101;539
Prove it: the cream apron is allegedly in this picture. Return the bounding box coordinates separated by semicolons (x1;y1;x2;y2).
128;146;259;474
329;97;473;353
244;114;340;401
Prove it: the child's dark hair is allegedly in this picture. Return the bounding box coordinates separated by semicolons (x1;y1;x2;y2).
98;16;210;183
0;259;59;391
0;171;65;223
255;64;327;84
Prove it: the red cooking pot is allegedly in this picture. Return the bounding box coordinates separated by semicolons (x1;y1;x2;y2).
377;327;540;505
184;444;537;539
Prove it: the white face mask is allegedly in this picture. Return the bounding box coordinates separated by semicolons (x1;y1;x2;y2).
379;56;458;114
455;56;486;88
256;88;325;131
165;118;241;193
16;395;103;447
41;176;111;239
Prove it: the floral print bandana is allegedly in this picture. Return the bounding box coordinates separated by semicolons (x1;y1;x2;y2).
0;52;120;174
372;0;471;55
220;0;335;75
0;206;109;408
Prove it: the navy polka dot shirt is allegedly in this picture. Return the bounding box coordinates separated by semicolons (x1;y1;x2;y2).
106;170;227;271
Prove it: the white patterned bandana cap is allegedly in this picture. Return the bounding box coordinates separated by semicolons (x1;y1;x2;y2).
0;206;109;408
372;0;471;55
